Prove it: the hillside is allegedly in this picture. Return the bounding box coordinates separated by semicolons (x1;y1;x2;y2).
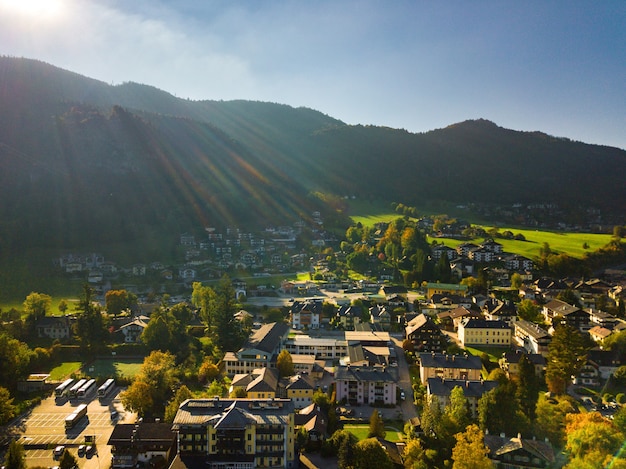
1;56;626;265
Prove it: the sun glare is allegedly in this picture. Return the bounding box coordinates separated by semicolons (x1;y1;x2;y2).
0;0;65;19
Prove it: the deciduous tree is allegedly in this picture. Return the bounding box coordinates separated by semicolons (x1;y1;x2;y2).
276;350;295;378
451;424;492;469
355;438;394;469
0;386;16;424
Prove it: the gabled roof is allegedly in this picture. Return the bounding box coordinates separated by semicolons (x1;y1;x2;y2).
405;313;440;336
419;352;482;370
427;378;498;398
211;402;256;429
501;350;546;366
243;322;289;354
484;434;555;464
247;368;279;393
543;299;583;316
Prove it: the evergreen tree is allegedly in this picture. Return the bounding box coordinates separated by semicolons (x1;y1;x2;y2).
368;409;386;438
59;449;78;469
516;354;540;420
4;441;25;469
75;284;108;353
545;324;589;394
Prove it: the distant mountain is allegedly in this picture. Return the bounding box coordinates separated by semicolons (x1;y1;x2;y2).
1;56;625;262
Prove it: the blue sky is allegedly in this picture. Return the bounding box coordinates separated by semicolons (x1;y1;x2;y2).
1;0;625;149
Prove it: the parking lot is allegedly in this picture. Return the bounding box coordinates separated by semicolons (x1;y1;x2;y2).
6;387;134;469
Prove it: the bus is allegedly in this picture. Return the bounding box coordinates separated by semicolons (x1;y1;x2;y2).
54;379;74;398
97;378;115;398
77;379;96;399
68;379;87;399
65;403;88;429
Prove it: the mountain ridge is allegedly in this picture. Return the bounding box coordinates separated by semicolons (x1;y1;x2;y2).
1;56;625;264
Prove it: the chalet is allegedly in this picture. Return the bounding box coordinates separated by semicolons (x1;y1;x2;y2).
405;313;447;352
369;304;391;331
458;319;512;347
450;258;475;278
468;247;496;263
116;316;149;343
294;403;328;442
290;300;321;330
245;367;280;399
587;349;622;380
437;306;480;332
108;422;177;469
588;325;613;343
456;242;479;257
36;316;71;340
513;320;551;356
542;299;591;331
337;305;361;329
484;433;555;469
335;365;397;405
418;352;482;385
427;378;498;418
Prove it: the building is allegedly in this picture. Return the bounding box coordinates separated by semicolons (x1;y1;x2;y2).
116;316;149;343
426;378;498;418
285;374;315;409
513;320;552;356
172;398;296;469
499;350;546;378
289;300;321;330
108;422;177;468
223;322;290;376
458;319;512;347
484;433;555;469
405;314;447;353
36;316;71;340
284;335;348;360
418;353;482;385
425;283;469;299
542;299;591;331
334;366;397;405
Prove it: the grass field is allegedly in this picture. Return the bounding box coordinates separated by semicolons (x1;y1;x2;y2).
429;228;612;260
343;424;404;442
48;362;82;380
84;358;143;379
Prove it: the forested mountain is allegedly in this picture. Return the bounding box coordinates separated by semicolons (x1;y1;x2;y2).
1;56;626;262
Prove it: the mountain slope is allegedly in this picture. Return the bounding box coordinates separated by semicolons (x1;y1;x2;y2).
1;56;625;263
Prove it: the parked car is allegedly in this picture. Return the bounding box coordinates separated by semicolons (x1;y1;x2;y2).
78;445;86;456
86;445;95;456
53;446;65;459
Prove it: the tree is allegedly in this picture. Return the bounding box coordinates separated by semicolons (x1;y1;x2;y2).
564;412;625;468
59;449;78;469
445;386;471;433
4;441;26;469
534;394;577;447
74;284;108;353
0;333;34;389
515;354;540;421
451;425;492;469
510;272;523;289
120;350;178;417
276;350;295;378
198;359;220;384
545;324;589;394
478;379;528;437
164;385;192;423
329;430;358;469
355;438;394;469
368;410;386;438
402;438;428;469
23;292;51;323
517;299;542;322
192;282;216;333
212;275;244;352
105;289;137;316
0;386;16;424
141;313;172;351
